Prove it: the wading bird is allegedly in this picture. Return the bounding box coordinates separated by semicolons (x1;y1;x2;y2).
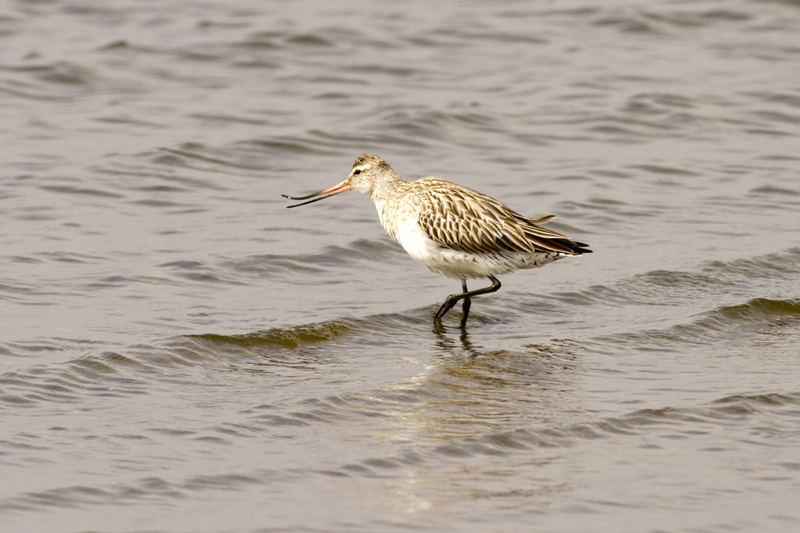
284;154;591;327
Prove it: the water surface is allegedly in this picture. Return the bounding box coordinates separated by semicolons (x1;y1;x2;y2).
2;1;800;531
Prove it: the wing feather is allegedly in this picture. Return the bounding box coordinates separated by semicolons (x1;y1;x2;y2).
413;178;589;256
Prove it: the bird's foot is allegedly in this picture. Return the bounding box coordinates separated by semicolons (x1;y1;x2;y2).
435;295;461;318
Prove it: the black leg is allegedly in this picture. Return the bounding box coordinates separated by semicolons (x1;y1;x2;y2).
435;275;502;321
460;280;471;328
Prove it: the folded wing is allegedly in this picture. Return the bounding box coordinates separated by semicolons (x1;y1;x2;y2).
415;178;591;256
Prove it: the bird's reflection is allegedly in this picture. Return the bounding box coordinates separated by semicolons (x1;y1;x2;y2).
431;318;480;357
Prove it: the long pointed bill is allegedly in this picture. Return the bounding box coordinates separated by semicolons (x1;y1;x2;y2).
282;180;352;208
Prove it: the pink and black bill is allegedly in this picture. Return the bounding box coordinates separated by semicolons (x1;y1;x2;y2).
282;180;352;208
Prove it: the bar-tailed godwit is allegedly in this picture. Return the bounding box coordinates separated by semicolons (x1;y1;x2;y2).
284;154;591;327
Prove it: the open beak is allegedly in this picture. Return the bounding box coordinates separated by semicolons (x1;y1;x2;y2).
282;179;352;208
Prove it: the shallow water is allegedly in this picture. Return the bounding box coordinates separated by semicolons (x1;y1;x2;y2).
2;0;800;531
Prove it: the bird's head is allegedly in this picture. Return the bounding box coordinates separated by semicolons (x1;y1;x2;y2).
283;153;394;208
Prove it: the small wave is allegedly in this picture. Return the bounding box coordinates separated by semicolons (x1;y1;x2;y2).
36;251;106;265
703;247;800;280
236;30;335;49
744;91;800;110
377;108;498;141
0;350;151;407
598;297;800;349
157;144;267;171
238;138;339;156
0;471;269;512
750;185;800;196
337;390;800;469
346;64;426;78
559;247;800;310
186;320;355;350
641;9;752;28
156;136;356;173
623;93;693;115
9;61;95;86
97;160;222;191
592;7;752;35
158;260;247;285
183;309;429;352
0;339;69;358
707;298;800;324
40;184;124;198
222;237;406;280
629;164;700;176
187;113;270;126
0;60;104;104
593;15;659;34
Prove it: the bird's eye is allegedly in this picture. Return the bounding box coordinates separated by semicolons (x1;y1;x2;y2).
354;169;361;175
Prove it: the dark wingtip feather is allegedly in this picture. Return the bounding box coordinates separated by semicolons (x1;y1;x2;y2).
570;241;593;254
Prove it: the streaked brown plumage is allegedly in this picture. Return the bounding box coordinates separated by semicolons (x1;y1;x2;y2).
284;154;591;327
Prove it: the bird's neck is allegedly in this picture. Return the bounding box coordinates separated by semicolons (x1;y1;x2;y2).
368;171;405;205
370;172;406;242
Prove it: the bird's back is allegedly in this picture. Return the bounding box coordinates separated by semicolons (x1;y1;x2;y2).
407;177;589;256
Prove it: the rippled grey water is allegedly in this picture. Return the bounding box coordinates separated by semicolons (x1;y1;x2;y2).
2;0;800;531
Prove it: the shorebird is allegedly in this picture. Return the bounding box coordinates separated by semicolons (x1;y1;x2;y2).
284;154;591;327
